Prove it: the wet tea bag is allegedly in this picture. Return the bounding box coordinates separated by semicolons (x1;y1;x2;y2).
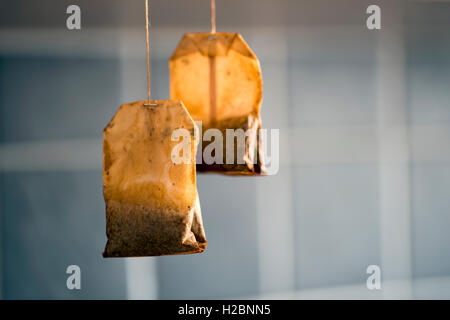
170;32;266;175
103;100;207;257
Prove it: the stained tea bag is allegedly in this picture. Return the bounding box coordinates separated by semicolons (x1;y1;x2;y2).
103;100;207;257
170;32;266;175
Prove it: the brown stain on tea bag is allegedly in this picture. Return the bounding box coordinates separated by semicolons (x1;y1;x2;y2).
103;100;206;257
170;32;266;175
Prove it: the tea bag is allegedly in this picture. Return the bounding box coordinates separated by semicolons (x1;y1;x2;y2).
170;32;266;175
103;100;207;257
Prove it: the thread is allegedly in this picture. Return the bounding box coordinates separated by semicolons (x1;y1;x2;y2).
145;0;151;104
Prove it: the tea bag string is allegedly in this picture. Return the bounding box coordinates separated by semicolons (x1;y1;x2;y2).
211;0;216;33
209;0;217;125
145;0;151;104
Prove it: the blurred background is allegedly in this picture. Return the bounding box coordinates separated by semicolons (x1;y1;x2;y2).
1;0;450;299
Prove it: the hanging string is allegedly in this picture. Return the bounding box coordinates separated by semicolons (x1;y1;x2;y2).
145;0;151;104
209;0;216;125
211;0;216;33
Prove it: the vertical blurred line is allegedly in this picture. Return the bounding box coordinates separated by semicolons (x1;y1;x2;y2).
253;26;296;294
125;258;158;299
0;56;3;298
0;175;3;299
376;0;413;299
119;28;159;300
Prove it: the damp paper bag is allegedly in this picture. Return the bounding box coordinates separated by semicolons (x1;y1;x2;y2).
170;32;266;175
103;100;207;257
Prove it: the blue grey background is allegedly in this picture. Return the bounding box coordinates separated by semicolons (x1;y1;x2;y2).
1;0;449;299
